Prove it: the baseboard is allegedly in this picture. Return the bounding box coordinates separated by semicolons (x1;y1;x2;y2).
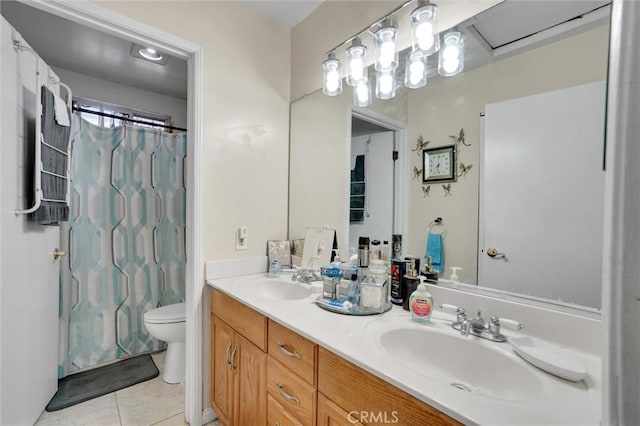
202;407;217;425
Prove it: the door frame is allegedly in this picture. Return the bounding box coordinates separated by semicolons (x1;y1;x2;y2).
20;1;205;424
351;107;408;239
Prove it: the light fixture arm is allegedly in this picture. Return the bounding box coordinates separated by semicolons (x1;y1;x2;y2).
324;0;417;55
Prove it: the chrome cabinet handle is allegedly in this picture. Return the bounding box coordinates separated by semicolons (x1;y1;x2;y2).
276;382;300;404
230;345;238;371
276;342;302;360
53;248;66;260
486;247;506;258
225;341;232;367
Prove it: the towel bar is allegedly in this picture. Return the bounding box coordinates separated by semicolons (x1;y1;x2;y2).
427;217;446;235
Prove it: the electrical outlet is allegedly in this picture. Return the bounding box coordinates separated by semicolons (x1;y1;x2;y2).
236;226;247;250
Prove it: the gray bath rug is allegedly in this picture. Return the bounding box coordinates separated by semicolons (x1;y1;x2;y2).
46;354;159;411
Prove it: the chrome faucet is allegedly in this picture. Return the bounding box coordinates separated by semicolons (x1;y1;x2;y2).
440;304;523;343
291;268;321;283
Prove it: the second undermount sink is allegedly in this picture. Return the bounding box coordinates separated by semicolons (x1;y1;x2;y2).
230;276;312;301
365;316;545;402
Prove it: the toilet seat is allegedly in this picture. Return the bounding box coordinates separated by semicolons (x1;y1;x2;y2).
144;303;186;324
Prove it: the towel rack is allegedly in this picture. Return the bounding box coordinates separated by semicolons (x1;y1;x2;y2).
427;217;446;235
13;36;72;215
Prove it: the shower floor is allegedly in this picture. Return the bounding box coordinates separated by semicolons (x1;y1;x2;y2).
34;351;220;426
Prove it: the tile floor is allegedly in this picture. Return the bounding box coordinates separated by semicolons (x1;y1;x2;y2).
35;351;221;426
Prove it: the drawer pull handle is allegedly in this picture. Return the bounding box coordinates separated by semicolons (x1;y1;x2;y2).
276;382;300;404
225;341;232;367
275;423;282;426
276;341;302;360
230;345;238;371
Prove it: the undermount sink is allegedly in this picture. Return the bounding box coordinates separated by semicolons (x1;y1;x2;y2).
366;317;545;401
230;276;312;301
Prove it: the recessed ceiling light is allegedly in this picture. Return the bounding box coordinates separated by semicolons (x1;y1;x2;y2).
139;47;163;61
130;43;169;65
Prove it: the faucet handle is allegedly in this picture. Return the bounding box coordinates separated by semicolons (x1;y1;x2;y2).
490;316;523;330
440;304;465;314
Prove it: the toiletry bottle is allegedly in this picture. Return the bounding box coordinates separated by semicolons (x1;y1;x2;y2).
391;234;402;260
403;259;420;311
331;250;341;266
381;240;390;262
268;244;281;277
370;240;381;261
358;237;370;268
422;256;439;283
390;259;409;305
410;277;433;323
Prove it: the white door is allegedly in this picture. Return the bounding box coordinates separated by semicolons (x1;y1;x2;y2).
478;81;606;308
1;22;60;425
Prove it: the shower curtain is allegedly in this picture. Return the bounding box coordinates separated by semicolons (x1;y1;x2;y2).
58;119;186;377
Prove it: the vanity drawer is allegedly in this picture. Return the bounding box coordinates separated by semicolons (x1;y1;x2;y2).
268;393;304;426
267;356;316;426
318;347;461;426
211;289;267;351
268;320;317;386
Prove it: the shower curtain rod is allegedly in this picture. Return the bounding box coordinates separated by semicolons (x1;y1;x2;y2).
72;106;187;132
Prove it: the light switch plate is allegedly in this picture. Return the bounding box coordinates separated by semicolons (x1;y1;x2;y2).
236;226;247;250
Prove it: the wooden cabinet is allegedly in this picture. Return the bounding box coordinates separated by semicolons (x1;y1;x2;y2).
211;289;461;426
317;393;363;426
211;290;267;426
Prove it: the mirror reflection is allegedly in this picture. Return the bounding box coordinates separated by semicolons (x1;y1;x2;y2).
289;0;610;310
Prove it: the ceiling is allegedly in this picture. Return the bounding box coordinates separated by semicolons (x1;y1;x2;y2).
352;117;392;137
240;0;323;29
0;1;188;100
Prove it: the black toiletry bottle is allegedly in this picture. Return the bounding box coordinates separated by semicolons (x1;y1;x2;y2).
422;256;439;283
390;259;410;305
403;259;420;311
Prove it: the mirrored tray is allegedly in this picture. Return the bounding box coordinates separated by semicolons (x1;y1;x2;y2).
314;297;392;316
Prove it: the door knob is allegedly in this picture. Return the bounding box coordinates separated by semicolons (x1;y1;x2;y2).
53;248;66;260
486;247;505;258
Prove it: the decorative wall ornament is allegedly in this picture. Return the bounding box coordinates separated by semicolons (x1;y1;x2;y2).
413;166;423;180
458;162;473;177
422;185;431;197
449;128;470;147
412;135;430;155
442;183;452;197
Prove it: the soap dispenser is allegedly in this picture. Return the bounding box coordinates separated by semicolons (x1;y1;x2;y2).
449;267;462;282
409;277;433;323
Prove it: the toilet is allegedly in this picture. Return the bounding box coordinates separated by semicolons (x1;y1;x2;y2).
143;302;186;384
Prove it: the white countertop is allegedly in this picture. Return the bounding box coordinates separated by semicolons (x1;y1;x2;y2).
206;273;601;425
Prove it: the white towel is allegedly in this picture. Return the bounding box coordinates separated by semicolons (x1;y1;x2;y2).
53;94;70;127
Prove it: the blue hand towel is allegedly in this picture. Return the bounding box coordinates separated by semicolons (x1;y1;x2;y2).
426;233;444;273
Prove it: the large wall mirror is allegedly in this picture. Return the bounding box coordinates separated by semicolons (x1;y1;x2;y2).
289;0;610;312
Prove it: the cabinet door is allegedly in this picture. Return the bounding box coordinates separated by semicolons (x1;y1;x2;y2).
234;334;267;426
317;393;363;426
212;315;235;426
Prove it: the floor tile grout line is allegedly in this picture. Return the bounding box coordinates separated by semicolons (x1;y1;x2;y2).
114;391;124;426
148;411;185;426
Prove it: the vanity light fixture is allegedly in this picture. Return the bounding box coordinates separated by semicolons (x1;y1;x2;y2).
374;18;399;71
410;1;439;55
376;68;396;100
323;52;343;96
404;50;428;89
353;79;372;107
346;38;367;86
438;30;465;76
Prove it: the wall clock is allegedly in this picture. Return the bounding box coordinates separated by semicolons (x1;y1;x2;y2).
422;145;457;183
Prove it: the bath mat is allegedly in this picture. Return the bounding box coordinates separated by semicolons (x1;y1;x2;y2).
46;354;159;411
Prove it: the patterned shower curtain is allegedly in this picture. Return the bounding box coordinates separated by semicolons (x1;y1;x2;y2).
58;119;186;378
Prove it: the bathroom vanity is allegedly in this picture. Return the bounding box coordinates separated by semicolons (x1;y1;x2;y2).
207;273;601;425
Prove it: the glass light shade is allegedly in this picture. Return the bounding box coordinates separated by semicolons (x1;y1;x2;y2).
346;38;367;86
353;79;372;107
323;53;343;96
410;2;439;55
375;68;396;100
374;20;399;71
404;50;427;89
438;31;464;77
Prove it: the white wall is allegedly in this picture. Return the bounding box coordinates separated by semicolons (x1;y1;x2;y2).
51;66;188;129
405;25;610;284
349;132;394;251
